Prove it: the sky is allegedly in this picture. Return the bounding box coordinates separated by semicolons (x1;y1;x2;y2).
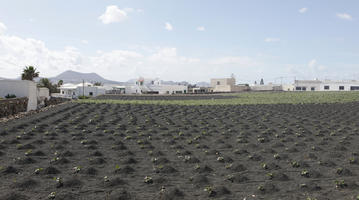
0;0;358;84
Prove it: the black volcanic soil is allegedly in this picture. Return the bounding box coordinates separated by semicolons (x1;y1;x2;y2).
0;101;359;200
94;94;238;100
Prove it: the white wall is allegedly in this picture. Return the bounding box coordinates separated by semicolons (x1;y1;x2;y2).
150;85;188;94
0;80;37;111
319;82;359;91
38;88;50;99
77;86;106;97
294;81;359;91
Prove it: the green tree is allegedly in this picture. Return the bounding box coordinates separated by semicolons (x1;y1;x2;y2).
260;78;264;85
21;66;39;81
38;78;59;94
94;82;102;86
57;80;64;87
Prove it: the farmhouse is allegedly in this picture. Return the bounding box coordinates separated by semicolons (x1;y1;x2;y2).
127;77;188;94
59;82;106;98
0;79;50;111
294;80;359;91
210;77;249;92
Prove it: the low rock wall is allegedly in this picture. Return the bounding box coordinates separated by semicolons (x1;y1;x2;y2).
44;97;70;107
0;97;28;118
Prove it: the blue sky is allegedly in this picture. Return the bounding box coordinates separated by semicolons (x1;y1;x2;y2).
0;0;358;83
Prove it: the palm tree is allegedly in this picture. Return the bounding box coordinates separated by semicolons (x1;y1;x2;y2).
21;66;39;81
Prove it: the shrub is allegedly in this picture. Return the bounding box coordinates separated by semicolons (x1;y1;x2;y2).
5;94;16;99
78;96;90;99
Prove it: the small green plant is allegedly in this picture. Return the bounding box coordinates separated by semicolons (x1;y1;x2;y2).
48;192;56;199
34;168;43;174
104;176;110;182
291;161;300;168
257;185;265;191
25;149;32;156
73;166;81;173
273;153;280;159
336;168;343;174
266;172;273;179
204;186;216;197
217;156;224;162
335;180;347;188
306;197;318;200
144;176;153;184
225;163;232;169
349;157;356;164
54;177;63;188
261;163;268;170
301;170;309;177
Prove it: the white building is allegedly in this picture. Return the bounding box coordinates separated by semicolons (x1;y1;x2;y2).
210;77;249;92
59;82;106;98
123;77;188;94
294;80;359;91
0;79;50;111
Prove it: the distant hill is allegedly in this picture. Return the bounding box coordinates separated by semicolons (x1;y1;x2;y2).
48;70;123;85
196;82;210;87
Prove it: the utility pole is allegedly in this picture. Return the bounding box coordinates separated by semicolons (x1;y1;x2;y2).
82;79;85;97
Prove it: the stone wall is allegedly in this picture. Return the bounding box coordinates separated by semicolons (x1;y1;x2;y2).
44;97;70;107
0;97;28;118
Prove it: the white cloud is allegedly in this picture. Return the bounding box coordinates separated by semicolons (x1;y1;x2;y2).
209;56;259;66
165;22;173;31
336;13;353;20
197;26;205;31
99;5;128;24
0;24;272;82
0;22;7;34
308;59;317;68
264;38;280;43
81;40;89;45
123;7;134;13
299;8;308;14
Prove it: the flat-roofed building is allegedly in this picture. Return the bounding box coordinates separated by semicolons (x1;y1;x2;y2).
294;80;359;91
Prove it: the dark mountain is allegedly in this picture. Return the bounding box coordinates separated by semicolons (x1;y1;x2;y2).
48;70;123;84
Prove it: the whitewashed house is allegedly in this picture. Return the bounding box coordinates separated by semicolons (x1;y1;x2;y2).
59;82;106;98
294;80;359;91
133;77;188;94
0;79;50;111
210;77;249;92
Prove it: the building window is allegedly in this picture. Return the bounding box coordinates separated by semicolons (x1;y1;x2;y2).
295;87;301;91
89;92;93;96
302;87;306;91
339;86;344;90
351;86;359;91
324;85;330;90
311;87;315;91
151;81;154;85
62;91;64;94
217;81;220;85
73;92;75;95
